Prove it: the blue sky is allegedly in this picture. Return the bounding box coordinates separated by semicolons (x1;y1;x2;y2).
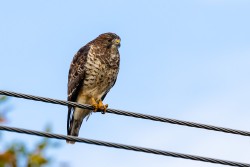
0;0;250;166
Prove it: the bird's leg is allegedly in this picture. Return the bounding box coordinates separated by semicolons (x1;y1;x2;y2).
97;100;108;114
91;97;98;112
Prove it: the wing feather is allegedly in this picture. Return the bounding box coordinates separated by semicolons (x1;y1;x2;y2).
101;78;117;101
67;45;90;134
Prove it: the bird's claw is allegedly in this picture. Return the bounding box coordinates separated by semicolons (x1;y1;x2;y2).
91;98;108;114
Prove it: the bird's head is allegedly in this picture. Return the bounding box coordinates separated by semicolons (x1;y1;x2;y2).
97;32;121;48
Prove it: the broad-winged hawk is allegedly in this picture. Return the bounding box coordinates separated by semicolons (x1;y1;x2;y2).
67;33;121;144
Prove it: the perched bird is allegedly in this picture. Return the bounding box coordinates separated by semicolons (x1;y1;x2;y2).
67;33;121;144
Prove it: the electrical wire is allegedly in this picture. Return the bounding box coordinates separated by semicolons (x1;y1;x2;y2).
0;125;249;167
1;90;250;137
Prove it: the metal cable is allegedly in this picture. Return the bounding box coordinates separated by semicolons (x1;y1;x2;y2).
0;125;249;167
1;90;250;137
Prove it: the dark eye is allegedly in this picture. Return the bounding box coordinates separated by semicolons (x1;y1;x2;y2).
108;39;112;42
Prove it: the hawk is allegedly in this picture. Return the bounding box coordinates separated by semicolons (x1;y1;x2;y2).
67;33;121;144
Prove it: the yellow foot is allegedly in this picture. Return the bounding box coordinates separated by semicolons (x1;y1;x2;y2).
91;98;108;114
91;98;98;112
98;100;108;114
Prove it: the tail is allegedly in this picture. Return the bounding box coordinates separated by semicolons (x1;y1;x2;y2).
67;107;90;144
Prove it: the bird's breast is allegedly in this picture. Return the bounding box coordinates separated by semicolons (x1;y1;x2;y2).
81;51;119;99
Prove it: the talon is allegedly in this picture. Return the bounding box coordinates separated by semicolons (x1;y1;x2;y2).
90;98;108;113
101;104;108;114
98;100;108;114
91;98;98;112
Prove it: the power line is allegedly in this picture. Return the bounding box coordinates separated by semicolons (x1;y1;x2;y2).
1;90;250;137
0;125;249;167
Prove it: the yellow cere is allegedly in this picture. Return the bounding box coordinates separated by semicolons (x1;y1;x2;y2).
115;39;120;44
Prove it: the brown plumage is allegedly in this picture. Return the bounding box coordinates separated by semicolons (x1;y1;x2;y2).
67;33;121;144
